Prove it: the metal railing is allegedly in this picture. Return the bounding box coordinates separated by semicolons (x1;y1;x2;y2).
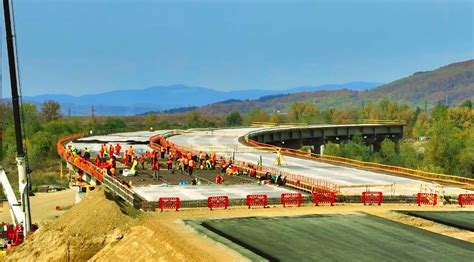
245;139;474;187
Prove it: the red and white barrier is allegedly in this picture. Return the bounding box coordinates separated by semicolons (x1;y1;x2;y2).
208;196;229;210
246;194;268;209
281;193;302;207
459;194;474;207
159;197;180;211
362;192;383;205
417;193;437;206
313;192;335;206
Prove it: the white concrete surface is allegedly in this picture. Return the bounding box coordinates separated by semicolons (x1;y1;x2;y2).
69;130;170;156
168;129;473;196
133;184;299;201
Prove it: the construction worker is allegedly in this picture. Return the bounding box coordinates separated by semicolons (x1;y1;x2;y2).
127;146;134;164
183;157;189;172
115;143;122;156
160;147;166;159
122;152;128;166
188;158;195;176
199;151;206;166
211;152;217;167
177;157;185;172
130;157;138;176
152;157;160;180
109;144;114;157
139;154;146;169
205;159;212;169
83;147;91;160
275;148;284;166
167;157;173;171
102;144;108;159
215;174;224;184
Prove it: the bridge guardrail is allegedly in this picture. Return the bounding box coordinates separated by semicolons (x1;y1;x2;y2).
246;139;474;187
57;134;145;209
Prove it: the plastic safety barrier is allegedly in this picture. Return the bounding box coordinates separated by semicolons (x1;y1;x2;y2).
313;192;335;206
362;192;383;205
417;193;437;206
158;197;180;211
208;196;229;210
246;194;268;209
458;194;474;207
281;193;302;207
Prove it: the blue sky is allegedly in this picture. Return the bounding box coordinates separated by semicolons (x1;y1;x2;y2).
1;0;473;96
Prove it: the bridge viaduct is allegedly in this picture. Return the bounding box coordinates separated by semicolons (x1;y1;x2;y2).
246;123;404;154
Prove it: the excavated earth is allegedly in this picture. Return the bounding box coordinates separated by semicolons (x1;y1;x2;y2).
6;189;474;261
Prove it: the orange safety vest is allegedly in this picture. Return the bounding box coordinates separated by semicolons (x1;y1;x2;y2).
127;147;134;156
187;152;192;160
115;144;121;153
199;152;205;160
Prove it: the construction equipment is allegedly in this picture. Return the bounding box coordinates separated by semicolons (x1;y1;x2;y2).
0;0;33;250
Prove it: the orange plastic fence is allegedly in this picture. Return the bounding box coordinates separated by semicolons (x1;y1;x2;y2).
247;139;474;186
57;134;105;182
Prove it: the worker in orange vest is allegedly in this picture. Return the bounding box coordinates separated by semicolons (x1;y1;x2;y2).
127;146;134;163
187;152;192;160
210;152;217;167
109;144;114;157
160;147;166;159
123;151;128;166
199;151;205;166
139;154;146;169
188;158;195;176
183;157;189;172
215;174;224;184
115;143;122;156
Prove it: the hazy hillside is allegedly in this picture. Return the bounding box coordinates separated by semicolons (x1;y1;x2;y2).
365;60;474;106
21;82;378;115
195;59;474;115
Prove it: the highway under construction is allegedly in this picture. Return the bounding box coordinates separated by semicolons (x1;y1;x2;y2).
63;126;473;209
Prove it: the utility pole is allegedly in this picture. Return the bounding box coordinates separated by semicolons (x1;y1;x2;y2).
91;105;96;119
3;0;32;234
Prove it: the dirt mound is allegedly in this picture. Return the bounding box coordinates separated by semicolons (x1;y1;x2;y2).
90;216;246;262
6;189;132;262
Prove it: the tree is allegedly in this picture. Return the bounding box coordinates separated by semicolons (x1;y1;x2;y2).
144;114;158;129
289;102;318;122
379;138;400;165
102;118;127;132
246;108;270;123
185;111;202;128
460;99;472;109
40;100;61;122
339;135;371;161
226;111;243;126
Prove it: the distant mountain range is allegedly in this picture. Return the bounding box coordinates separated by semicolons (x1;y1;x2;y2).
194;59;474;115
20;82;380;115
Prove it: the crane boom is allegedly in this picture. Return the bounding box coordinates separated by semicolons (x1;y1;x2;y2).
2;0;32;234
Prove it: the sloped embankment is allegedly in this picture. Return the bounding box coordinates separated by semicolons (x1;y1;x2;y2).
6;189;132;261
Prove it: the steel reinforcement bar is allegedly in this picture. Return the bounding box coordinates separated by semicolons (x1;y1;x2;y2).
245;139;474;187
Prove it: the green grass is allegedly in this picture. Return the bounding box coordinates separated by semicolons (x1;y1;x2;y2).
195;213;474;262
400;211;474;231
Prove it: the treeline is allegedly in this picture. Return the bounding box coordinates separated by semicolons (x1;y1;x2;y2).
1;98;472;178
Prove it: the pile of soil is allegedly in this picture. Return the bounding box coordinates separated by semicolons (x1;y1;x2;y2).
6;189;132;261
6;189;244;262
